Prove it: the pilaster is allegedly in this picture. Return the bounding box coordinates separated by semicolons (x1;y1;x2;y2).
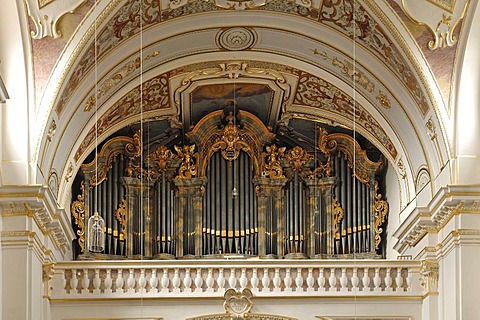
0;185;75;320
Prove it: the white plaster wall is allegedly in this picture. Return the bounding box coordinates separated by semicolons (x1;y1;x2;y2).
0;0;32;185
454;0;480;184
50;298;423;320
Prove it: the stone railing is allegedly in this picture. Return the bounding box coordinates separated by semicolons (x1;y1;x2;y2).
45;260;423;300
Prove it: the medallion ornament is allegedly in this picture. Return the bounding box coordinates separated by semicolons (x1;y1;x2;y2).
216;27;257;51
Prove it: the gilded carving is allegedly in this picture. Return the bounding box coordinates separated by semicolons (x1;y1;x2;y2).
263;145;286;179
125;130;145;179
114;199;127;241
294;72;398;160
147;145;176;173
426;118;437;140
174;145;198;179
187;288;298;320
318;128;382;185
46;120;57;142
374;182;389;250
397;159;407;180
70;181;86;252
285;146;313;171
65;162;74;182
420;259;439;293
376;90;391;109
332;198;345;240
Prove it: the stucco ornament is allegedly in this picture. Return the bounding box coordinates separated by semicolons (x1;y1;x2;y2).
400;0;469;50
25;0;86;39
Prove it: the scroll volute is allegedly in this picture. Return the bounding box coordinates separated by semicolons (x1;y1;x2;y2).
186;109;276;177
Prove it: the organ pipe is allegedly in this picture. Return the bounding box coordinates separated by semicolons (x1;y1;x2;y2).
71;112;388;261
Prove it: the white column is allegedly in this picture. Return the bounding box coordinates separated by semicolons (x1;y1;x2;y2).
454;2;480;184
0;0;33;185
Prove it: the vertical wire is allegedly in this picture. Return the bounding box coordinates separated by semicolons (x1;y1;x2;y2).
139;0;145;316
352;0;358;317
94;0;99;241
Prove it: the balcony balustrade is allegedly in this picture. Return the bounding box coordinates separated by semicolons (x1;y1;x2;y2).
46;259;423;300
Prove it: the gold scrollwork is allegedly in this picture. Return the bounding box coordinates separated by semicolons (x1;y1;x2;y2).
332;198;345;240
174;144;198;179
114;199;127;241
146;145;177;178
262;144;286;179
70;181;86;252
125;130;148;179
374;182;389;250
285;146;313;171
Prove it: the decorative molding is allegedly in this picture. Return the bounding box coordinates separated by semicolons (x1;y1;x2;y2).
427;0;457;13
84;51;160;112
394;186;480;253
174;62;291;111
169;0;322;11
374;182;389;250
25;0;86;39
400;0;469;50
216;27;257;51
420;259;439;294
0;185;75;256
46;119;57;142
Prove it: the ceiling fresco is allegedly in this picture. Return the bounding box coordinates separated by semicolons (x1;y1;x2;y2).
21;0;470;206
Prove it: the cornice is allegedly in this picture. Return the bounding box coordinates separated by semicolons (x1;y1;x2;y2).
0;185;75;257
393;185;480;253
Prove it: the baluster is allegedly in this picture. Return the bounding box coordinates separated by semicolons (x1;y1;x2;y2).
318;268;326;292
127;269;136;293
284;268;292;292
184;268;192;293
161;269;169;293
70;269;79;294
385;268;393;292
251;268;259;293
105;269;113;294
138;269;147;294
262;268;270;292
217;268;226;293
115;269;124;293
150;269;159;294
351;268;359;292
240;268;248;289
328;268;337;292
81;269;89;294
273;268;281;293
93;269;101;294
306;268;314;293
373;268;381;292
395;267;403;292
406;268;412;292
362;267;370;292
229;268;237;289
194;268;203;293
172;269;181;293
340;268;348;292
206;269;214;293
295;268;303;293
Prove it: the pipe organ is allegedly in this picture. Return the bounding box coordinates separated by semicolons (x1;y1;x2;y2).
71;110;389;260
